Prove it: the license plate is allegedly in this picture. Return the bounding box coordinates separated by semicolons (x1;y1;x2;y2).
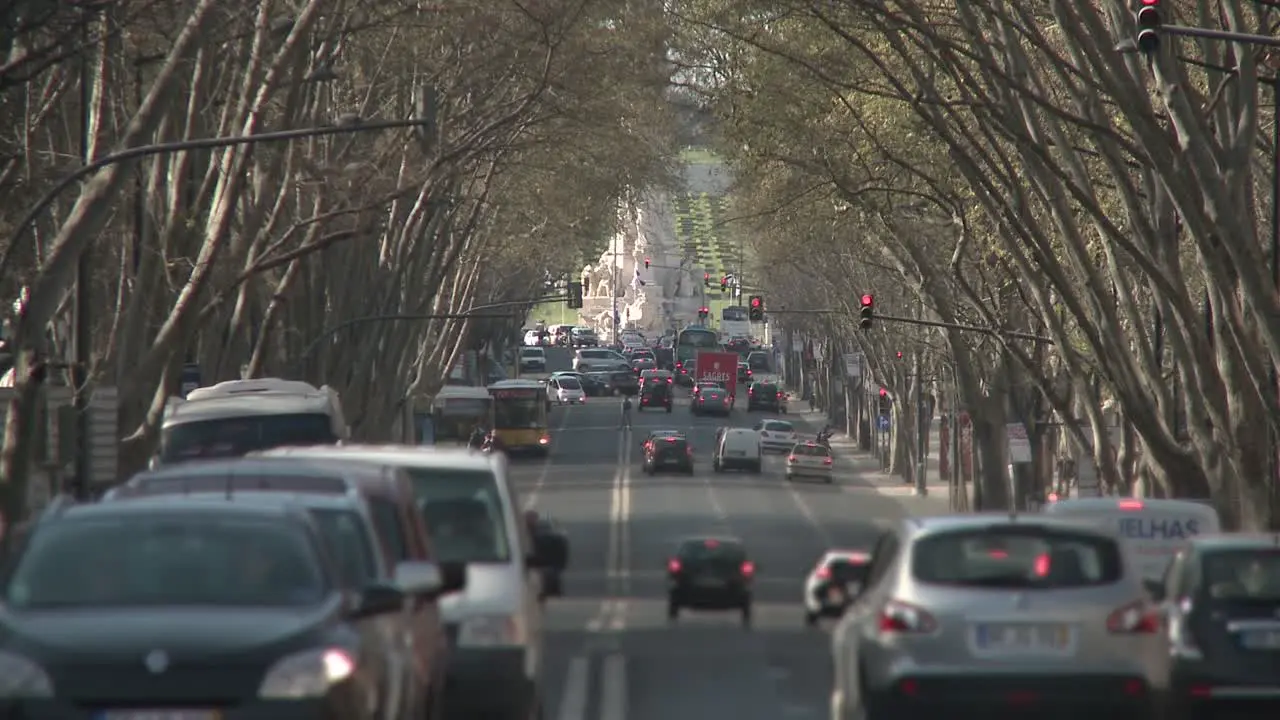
695;578;726;588
1241;630;1280;650
100;707;220;712
974;623;1071;654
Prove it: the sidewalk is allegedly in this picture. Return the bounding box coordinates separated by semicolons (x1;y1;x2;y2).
784;402;955;502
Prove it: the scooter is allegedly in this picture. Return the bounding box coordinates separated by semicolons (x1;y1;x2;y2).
815;428;833;448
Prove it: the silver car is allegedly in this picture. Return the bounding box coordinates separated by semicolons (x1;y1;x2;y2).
785;441;833;482
830;514;1167;720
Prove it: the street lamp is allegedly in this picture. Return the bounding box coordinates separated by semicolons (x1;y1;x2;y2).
0;116;433;499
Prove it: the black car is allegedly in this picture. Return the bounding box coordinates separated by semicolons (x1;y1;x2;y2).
643;433;694;474
638;379;673;412
607;369;639;396
737;363;753;384
0;497;445;720
746;381;785;412
1154;536;1280;719
579;372;612;396
666;536;754;625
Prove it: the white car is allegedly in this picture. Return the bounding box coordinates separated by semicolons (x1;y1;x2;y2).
573;348;626;372
519;346;547;371
548;375;586;404
785;441;833;482
753;419;797;453
803;550;870;626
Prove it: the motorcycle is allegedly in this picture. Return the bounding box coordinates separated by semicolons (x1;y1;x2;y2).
815;428;833;448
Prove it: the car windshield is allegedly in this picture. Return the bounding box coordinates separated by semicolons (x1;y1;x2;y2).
408;468;511;564
827;558;869;582
520;349;542;357
754;385;778;394
1203;549;1280;601
309;508;377;587
763;421;794;432
3;515;327;609
912;527;1122;588
160;413;336;462
557;378;582;390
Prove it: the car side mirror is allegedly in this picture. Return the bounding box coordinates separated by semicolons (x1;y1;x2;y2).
438;561;468;594
348;582;405;619
393;560;444;599
1143;579;1165;602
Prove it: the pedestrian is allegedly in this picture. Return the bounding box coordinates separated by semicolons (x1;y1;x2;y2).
619;394;633;430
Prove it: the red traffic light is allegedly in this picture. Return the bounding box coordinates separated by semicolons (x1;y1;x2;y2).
861;294;874;307
750;297;761;308
703;272;710;280
879;388;888;397
896;351;903;359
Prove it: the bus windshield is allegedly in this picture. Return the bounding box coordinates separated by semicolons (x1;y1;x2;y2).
677;328;719;348
493;396;545;429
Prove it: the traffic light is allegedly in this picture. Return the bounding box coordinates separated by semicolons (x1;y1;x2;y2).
697;306;709;320
644;257;651;269
720;276;729;292
566;281;583;309
859;294;874;330
748;295;764;322
1135;0;1160;53
703;272;711;287
895;351;903;360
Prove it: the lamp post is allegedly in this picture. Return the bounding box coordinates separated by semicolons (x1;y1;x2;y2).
1;116;433;500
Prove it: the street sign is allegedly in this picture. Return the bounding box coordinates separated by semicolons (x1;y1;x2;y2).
843;352;864;379
1005;422;1032;463
878;415;891;431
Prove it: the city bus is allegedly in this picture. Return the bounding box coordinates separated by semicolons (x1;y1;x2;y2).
487;379;552;455
675;324;722;368
425;386;493;445
720;305;751;340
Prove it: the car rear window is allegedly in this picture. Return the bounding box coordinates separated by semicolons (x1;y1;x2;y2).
654;437;687;450
827;558;870;581
754;384;778;394
763;421;793;432
1203;549;1280;601
793;444;830;457
912;527;1122;588
679;539;745;563
557;378;581;389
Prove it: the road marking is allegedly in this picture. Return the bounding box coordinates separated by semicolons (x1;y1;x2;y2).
782;472;832;545
600;654;627;720
523;402;573;511
556;656;590;720
590;433;630;632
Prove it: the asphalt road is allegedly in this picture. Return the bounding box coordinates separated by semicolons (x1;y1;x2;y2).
510;348;949;720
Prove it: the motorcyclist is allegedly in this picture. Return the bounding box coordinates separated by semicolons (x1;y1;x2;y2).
468;423;487;449
482;429;505;453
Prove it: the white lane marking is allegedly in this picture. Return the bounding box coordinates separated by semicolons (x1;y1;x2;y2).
609;437;632;631
588;432;627;632
523;402;573;511
600;654;627;720
556;655;590;720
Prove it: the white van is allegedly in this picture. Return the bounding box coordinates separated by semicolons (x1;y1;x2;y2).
1043;497;1221;582
259;445;555;719
713;427;763;473
157;378;348;465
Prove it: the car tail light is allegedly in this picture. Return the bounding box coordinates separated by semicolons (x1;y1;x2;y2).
823;457;833;465
748;389;754;395
1106;600;1161;634
1117;499;1144;511
776;391;783;398
816;565;831;580
667;559;681;573
878;599;938;633
539;435;551;445
788;455;797;462
741;561;755;577
665;437;677;443
667;378;672;383
686;446;694;456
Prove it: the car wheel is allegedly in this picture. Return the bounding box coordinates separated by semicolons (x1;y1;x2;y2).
637;406;643;412
667;599;679;621
666;405;672;413
751;462;762;474
684;466;695;475
713;460;721;473
805;611;818;627
785;473;794;482
741;603;752;628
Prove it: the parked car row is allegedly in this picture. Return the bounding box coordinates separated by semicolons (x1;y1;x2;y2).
0;446;570;720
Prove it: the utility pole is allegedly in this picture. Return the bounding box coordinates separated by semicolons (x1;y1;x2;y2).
912;298;927;496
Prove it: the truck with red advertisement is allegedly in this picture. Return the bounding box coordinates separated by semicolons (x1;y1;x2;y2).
694;350;740;408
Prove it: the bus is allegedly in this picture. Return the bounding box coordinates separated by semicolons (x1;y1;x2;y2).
675;324;722;367
425;386;493;445
720;305;751;341
487;379;552;455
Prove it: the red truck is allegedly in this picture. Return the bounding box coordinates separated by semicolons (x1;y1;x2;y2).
694;350;740;407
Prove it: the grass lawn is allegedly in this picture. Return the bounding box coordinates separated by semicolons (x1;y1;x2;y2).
679;147;723;165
